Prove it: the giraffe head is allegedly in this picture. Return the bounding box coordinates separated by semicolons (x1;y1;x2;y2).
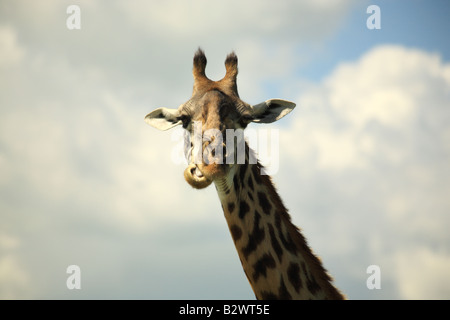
145;49;295;189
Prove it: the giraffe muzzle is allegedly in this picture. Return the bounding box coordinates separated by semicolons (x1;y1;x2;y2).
184;163;213;189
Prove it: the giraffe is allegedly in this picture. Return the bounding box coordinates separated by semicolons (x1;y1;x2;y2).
145;49;344;300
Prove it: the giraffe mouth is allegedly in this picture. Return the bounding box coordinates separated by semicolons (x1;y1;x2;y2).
193;166;204;178
184;164;213;189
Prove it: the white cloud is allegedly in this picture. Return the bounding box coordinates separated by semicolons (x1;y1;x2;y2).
394;247;450;299
0;26;25;68
283;45;450;171
0;255;30;299
278;45;450;299
0;234;20;250
0;234;30;299
119;0;353;41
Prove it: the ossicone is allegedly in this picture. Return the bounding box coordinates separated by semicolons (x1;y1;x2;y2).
193;48;207;80
192;48;239;96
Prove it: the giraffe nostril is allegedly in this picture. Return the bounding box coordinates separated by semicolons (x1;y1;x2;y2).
190;165;204;178
195;167;204;178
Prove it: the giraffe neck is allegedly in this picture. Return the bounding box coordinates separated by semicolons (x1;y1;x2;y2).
214;161;344;300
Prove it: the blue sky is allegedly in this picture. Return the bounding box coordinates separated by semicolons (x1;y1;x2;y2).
299;0;450;81
1;0;449;300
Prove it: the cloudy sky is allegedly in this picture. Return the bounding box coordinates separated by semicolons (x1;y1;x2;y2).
1;0;449;299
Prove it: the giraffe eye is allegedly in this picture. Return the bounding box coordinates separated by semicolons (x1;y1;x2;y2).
239;114;253;126
178;115;191;128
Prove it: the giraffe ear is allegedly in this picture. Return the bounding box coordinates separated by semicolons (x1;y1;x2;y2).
251;99;296;123
144;107;181;131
